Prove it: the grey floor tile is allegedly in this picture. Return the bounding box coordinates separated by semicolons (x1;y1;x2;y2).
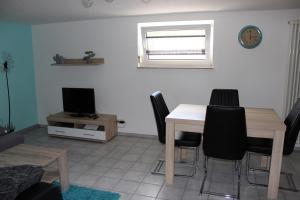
207;181;235;197
186;178;202;191
130;194;155;200
239;186;261;200
117;192;132;200
23;128;300;200
91;149;111;157
131;162;153;172
143;174;165;186
135;183;161;197
209;171;234;184
128;147;147;155
123;170;147;182
134;142;152;149
105;168;128;179
74;173;101;187
81;155;101;165
163;176;189;189
144;149;163;157
208;195;234;200
68;152;85;162
95;158;119;167
113;180;140;194
139;155;159;164
114;160;135;170
88;165;111;175
73;146;96;155
183;189;209;200
69;172;82;183
121;154;141;162
94;177;120;190
157;185;185;200
70;162;92;173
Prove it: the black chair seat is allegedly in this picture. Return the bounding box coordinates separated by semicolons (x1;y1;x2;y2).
175;132;202;147
247;137;273;155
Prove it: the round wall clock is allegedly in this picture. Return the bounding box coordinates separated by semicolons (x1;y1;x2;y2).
238;25;262;49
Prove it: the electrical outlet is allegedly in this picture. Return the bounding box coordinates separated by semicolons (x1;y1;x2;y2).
117;119;126;128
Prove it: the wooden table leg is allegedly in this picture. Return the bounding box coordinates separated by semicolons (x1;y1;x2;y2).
166;121;175;184
267;130;285;200
57;150;69;192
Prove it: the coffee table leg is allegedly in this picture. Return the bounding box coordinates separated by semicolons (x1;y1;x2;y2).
58;150;69;192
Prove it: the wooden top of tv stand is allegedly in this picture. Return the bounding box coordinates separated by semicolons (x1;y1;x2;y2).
47;112;117;126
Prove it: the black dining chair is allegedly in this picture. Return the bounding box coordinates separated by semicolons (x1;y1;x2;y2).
209;89;240;106
150;91;202;176
200;105;247;199
246;98;300;192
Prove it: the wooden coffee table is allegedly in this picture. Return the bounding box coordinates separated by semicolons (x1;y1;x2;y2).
0;144;69;191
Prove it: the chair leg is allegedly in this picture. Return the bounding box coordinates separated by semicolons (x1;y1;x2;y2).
151;159;165;175
200;156;208;195
246;152;298;192
237;160;242;200
200;158;242;199
152;147;198;177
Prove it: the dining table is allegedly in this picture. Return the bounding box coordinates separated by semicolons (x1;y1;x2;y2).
165;104;286;200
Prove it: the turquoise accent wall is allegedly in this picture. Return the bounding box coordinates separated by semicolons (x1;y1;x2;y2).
0;22;37;131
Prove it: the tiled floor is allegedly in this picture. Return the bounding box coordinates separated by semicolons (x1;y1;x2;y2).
23;127;300;200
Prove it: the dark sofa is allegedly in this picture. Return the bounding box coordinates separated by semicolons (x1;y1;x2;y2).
0;133;63;200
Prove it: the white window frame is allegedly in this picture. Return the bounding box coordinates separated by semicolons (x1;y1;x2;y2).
137;20;214;69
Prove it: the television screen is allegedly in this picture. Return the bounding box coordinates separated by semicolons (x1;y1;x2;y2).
62;88;95;115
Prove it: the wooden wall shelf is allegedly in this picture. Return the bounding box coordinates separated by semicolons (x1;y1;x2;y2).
51;58;104;66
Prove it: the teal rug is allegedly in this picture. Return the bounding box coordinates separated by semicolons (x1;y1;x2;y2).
57;183;120;200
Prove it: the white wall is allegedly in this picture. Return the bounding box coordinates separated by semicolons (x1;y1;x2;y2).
32;9;300;135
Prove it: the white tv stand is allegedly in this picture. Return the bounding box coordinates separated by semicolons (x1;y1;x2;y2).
47;112;117;142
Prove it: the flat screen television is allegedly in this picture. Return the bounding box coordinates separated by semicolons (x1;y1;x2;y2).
62;88;96;117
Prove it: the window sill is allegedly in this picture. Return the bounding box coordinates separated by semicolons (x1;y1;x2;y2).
137;62;214;69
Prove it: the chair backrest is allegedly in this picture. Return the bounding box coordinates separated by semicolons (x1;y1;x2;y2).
203;105;247;160
283;98;300;155
150;91;170;144
209;89;240;106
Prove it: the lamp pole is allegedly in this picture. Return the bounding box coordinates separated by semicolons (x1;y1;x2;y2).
3;61;12;132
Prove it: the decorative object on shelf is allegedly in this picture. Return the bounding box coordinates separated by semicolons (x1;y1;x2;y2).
53;54;65;64
51;51;104;66
1;51;15;133
238;25;262;49
83;51;96;63
82;0;94;8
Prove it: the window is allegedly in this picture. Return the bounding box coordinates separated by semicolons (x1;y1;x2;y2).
138;20;214;68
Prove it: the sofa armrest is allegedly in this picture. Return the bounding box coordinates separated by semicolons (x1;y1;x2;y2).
0;134;24;152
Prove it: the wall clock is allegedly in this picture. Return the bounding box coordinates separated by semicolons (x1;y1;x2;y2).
238;25;262;49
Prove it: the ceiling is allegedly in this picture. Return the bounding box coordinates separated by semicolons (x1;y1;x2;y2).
0;0;300;24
